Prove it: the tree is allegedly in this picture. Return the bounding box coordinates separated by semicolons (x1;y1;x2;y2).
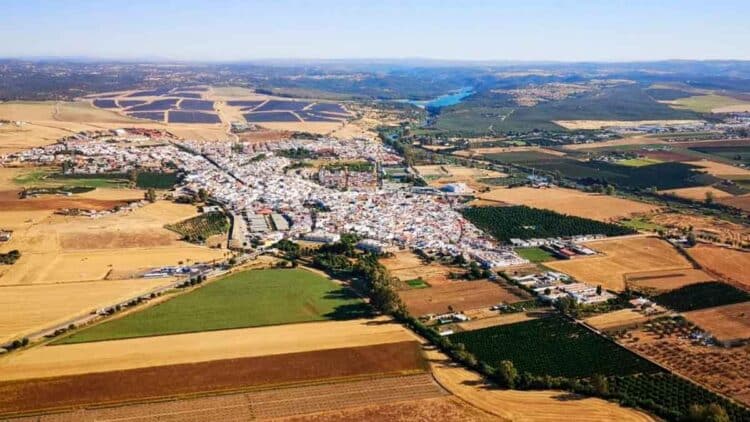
495;360;518;388
145;188;157;203
596;285;603;295
687;403;730;422
605;185;615;196
591;373;609;396
198;188;208;202
704;190;714;205
128;169;139;184
687;231;697;247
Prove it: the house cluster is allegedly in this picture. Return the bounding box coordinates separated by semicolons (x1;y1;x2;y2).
510;235;601;258
513;271;616;305
4;133;527;268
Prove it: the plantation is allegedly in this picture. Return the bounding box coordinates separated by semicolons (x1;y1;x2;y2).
135;172;181;189
462;205;634;241
449;316;661;378
56;269;370;343
653;281;750;312
165;211;229;243
609;373;750;422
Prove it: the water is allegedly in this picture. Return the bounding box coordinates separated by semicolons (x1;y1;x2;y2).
406;87;475;110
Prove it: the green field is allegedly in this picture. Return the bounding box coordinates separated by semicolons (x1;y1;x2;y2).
619;217;664;232
617;158;663;167
14;170;128;189
515;247;556;263
668;94;750;113
653;282;749;312
56;269;370;344
405;278;430;289
449;316;662;378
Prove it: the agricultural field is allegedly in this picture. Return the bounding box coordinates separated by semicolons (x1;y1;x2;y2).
0;317;414;381
665;94;750;113
0;342;430;416
462;205;635;242
397;280;529;316
584;309;653;332
623;326;750;409
381;251;459;287
57;268;370;343
164;211;229;243
683;302;750;344
449;316;662;378
659;186;733;201
474;186;659;221
547;236;696;292
688;244;750;290
652;282;750;312
617;157;663;167
626;269;715;292
651;213;750;246
424;348;655;422
415;164;507;190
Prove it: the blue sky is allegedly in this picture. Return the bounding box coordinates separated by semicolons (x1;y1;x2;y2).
1;0;749;61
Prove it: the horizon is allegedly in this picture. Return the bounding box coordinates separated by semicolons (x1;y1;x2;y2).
2;0;749;62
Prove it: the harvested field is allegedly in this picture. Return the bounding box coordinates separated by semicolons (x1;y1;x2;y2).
625;328;750;407
689;244;750;291
684;159;750;177
0;342;429;416
456;310;546;331
0;279;174;345
398;280;529;316
562;135;666;150
626;268;714;292
4;375;449;422
0;317;414;381
584;309;652;332
642;149;696;162
474;187;658;222
651;212;750;246
659;186;733;201
684;302;750;344
420;164;508;190
546;236;693;292
718;193;750;212
425;348;654;422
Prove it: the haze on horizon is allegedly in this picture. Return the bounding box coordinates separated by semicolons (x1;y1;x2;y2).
1;0;750;62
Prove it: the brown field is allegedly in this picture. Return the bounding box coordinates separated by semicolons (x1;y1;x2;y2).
718;193;750;212
0;200;226;285
456;310;549;331
650;212;750;246
713;104;750;113
381;251;457;287
624;328;750;406
425;348;654;421
684;159;750;177
688;244;750;291
474;187;659;221
0;317;415;381
584;309;652;332
625;268;715;292
658;186;733;201
398;280;529;316
0;279;175;345
5;375;449;422
417;164;508;190
546;236;694;291
642;150;696;162
554;120;702;130
0;342;429;416
683;302;750;344
561;135;666;151
454;146;566;159
0;189;135;211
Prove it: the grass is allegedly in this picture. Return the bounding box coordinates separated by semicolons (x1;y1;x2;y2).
653;281;750;312
14;170;128;189
617;158;663;167
449;316;662;378
55;268;371;344
515;247;556;263
405;278;430;289
668;94;750;113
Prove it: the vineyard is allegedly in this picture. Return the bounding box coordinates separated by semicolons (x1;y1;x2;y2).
609;373;750;421
462;205;635;241
653;282;750;312
165;211;229;243
449;316;661;378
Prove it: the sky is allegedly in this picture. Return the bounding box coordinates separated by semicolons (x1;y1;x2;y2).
1;0;749;62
